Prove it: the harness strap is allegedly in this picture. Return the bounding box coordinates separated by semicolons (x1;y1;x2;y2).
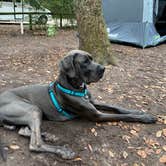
56;83;87;97
48;82;75;119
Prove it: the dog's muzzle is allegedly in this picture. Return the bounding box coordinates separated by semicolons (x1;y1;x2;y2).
97;65;105;78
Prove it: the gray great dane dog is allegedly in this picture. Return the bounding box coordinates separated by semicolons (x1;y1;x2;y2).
0;50;156;160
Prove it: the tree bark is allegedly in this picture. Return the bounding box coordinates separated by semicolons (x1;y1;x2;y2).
74;0;116;65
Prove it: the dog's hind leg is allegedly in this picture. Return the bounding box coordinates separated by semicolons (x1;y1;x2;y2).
27;107;75;159
0;102;75;159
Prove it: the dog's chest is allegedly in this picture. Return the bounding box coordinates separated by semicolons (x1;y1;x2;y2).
38;92;69;122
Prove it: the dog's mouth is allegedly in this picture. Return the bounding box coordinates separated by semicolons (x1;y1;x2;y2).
83;66;105;84
96;73;104;82
86;72;104;84
99;71;104;79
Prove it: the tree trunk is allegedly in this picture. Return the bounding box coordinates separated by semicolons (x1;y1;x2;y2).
74;0;116;65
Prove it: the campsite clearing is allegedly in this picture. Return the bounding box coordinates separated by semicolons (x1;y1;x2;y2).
0;25;166;166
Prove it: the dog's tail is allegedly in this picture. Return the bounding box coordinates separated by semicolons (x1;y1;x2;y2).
0;114;7;161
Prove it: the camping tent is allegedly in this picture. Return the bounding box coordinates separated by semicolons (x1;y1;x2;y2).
102;0;166;47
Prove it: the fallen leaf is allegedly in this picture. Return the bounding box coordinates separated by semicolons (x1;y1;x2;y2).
144;138;159;148
96;123;101;127
97;96;102;99
159;155;166;163
162;145;166;151
112;122;118;126
121;124;129;130
141;163;145;166
109;150;115;157
93;132;97;136
127;146;135;149
156;149;161;154
133;163;139;166
156;130;162;138
137;150;147;158
121;163;128;166
101;148;105;152
162;128;166;137
91;128;97;136
132;125;141;132
105;85;113;93
74;157;82;161
122;151;128;159
130;130;138;137
107;122;118;126
135;104;142;108
9;144;20;150
87;144;93;152
158;116;166;124
144;148;154;155
91;128;95;133
122;135;131;143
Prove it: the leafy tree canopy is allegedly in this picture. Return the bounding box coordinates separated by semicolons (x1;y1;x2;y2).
25;0;74;16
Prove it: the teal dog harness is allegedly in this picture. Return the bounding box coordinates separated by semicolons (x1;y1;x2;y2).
48;82;87;119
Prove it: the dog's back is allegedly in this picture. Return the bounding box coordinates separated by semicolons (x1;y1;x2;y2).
0;84;49;108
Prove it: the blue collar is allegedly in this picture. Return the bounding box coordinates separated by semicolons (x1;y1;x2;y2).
56;83;87;97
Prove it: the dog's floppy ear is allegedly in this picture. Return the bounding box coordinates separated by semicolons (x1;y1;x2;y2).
59;55;76;78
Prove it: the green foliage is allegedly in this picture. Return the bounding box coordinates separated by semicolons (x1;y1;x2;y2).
25;0;41;10
26;0;75;17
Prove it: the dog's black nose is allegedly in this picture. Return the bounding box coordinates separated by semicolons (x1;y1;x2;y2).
98;65;105;75
101;66;105;73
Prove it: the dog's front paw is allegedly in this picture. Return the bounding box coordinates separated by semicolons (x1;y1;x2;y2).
141;114;157;123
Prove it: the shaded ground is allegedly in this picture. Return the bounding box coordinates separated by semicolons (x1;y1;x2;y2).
0;25;166;166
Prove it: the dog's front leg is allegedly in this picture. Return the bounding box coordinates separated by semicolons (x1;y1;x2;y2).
92;102;145;115
94;111;157;123
72;99;157;123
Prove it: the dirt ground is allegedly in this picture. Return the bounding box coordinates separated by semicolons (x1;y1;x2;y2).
0;25;166;166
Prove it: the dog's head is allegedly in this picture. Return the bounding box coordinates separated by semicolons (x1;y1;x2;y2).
59;50;105;84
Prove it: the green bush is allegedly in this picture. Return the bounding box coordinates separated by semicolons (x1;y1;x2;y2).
26;0;75;18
